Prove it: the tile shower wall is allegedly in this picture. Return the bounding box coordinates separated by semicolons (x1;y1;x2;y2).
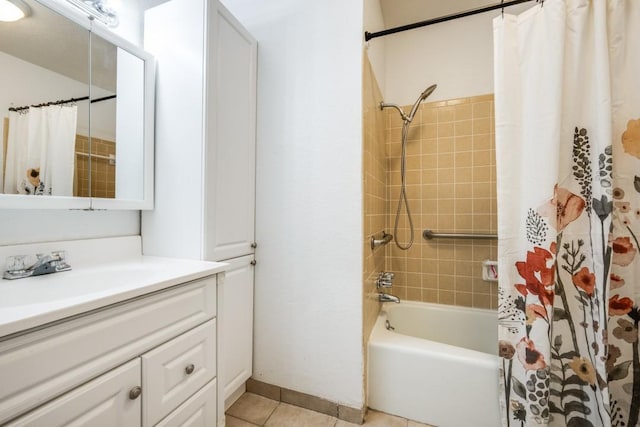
363;54;385;353
75;135;116;198
386;94;498;309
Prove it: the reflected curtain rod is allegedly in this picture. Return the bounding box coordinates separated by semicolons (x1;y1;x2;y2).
364;0;537;41
8;94;117;112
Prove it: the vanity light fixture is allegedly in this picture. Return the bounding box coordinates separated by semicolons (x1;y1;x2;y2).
0;0;31;22
65;0;119;27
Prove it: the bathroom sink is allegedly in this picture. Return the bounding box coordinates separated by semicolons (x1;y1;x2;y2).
0;253;226;338
0;266;154;307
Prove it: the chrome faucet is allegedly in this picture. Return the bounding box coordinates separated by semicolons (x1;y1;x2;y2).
375;271;400;303
376;271;394;288
3;251;71;280
378;292;401;303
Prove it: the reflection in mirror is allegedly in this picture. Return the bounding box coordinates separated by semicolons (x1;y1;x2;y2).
90;33;145;201
86;32;117;198
0;0;154;209
0;0;90;197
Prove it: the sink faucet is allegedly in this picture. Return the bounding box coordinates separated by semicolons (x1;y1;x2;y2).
3;251;71;280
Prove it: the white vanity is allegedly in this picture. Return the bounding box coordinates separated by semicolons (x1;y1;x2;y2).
0;0;257;423
0;237;226;426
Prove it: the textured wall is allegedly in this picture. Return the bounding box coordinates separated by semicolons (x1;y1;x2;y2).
221;0;365;408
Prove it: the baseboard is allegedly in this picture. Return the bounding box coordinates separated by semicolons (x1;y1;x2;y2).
246;378;366;424
224;383;246;411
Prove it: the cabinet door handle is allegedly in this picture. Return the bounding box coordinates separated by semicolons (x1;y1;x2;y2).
129;386;142;400
185;364;195;375
250;242;257;249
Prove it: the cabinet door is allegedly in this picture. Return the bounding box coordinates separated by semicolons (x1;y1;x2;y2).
7;359;141;427
218;255;254;401
155;380;216;427
205;2;258;261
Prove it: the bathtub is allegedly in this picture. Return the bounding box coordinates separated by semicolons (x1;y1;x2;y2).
367;300;500;427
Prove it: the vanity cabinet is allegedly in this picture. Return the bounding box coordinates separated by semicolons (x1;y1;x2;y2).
0;275;220;426
6;359;142;426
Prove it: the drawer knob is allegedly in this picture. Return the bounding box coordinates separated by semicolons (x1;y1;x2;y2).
129;386;142;400
185;364;195;375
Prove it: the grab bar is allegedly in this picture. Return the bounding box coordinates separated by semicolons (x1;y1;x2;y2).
422;229;497;240
371;231;393;250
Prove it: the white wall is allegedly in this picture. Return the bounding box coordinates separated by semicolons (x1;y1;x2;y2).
221;0;365;408
0;1;145;246
364;0;386;97
382;3;533;105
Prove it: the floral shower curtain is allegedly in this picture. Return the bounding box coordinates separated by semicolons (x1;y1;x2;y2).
494;0;640;426
4;105;77;196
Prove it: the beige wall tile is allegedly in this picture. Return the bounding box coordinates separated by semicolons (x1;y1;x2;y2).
455;136;473;151
379;93;497;310
473;101;492;118
456;292;473;307
439;290;455;305
473;293;492;309
437;106;456;123
454;120;472;136
437;122;454;137
406;287;422;301
423;289;439;303
454;104;472;121
473;118;492;135
422;108;438;123
446;97;470;106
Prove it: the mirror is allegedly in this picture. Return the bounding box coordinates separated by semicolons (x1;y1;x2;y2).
0;0;154;209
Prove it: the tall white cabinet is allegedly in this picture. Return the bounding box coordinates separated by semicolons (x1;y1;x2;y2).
143;0;257;424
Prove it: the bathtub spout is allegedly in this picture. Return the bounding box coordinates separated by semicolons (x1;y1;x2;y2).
378;292;401;303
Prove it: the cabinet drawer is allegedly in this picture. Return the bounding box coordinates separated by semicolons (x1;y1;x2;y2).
142;319;216;427
155;379;217;427
6;359;141;427
0;276;217;424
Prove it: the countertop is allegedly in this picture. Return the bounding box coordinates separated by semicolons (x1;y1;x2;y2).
0;256;227;339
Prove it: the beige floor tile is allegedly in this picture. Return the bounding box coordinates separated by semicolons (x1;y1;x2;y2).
226;415;261;427
408;421;436;427
227;393;279;425
264;403;337;427
362;410;408;427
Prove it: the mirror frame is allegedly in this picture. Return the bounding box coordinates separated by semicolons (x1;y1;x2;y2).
0;0;155;210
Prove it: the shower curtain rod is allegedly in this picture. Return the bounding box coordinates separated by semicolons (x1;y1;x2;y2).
364;0;536;41
8;94;117;112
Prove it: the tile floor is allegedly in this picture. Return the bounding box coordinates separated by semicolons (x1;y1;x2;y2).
226;393;436;427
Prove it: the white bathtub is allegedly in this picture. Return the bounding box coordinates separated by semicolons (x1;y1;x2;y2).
367;300;500;427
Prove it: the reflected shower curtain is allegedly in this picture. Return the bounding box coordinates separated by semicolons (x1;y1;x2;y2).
494;1;640;426
4;105;77;196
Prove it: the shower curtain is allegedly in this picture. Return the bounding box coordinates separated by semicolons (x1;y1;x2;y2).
494;0;640;426
4;105;77;196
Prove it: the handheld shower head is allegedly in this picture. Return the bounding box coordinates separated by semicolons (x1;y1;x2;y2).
407;84;437;122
